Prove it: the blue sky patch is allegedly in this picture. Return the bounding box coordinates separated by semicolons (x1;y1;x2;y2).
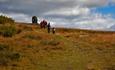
94;5;115;18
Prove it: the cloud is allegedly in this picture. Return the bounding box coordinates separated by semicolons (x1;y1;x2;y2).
50;13;115;31
0;12;31;22
0;0;115;31
44;6;90;16
111;0;115;3
0;0;110;15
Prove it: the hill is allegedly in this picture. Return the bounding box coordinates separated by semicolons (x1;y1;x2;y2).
0;22;115;70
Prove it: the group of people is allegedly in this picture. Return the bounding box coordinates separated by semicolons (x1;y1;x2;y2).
40;20;56;34
32;16;56;34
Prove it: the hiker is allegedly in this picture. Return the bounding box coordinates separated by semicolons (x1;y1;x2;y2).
47;23;51;33
40;20;47;28
32;16;38;24
52;27;56;34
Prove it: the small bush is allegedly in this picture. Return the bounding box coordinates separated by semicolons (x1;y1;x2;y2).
0;15;17;37
0;25;17;37
0;15;14;24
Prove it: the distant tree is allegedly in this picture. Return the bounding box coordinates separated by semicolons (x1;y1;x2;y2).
32;16;38;24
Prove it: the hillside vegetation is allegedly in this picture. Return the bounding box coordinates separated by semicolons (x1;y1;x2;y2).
0;15;20;37
0;17;115;70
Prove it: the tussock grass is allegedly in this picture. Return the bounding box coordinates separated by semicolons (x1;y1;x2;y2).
0;44;21;67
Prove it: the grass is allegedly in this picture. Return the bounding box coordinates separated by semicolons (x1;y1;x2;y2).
0;15;14;24
0;22;114;70
40;39;60;46
0;25;17;37
0;44;21;67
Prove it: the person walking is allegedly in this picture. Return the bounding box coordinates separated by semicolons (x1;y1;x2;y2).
47;23;51;33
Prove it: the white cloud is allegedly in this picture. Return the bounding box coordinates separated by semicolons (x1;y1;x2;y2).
49;12;115;31
44;6;90;16
0;0;115;31
76;0;108;7
1;7;115;31
0;12;31;23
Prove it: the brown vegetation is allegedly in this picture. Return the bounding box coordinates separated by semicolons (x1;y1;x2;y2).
0;21;114;70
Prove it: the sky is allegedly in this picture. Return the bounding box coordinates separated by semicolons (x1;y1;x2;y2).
0;0;115;31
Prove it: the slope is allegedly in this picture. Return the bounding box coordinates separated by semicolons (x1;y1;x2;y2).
0;23;115;70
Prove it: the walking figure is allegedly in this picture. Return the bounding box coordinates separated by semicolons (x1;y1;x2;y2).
52;27;55;34
47;23;51;33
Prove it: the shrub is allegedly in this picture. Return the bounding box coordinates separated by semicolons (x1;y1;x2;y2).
0;25;17;37
0;15;14;24
0;15;17;37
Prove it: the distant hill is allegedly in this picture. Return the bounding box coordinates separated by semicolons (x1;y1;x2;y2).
0;22;115;70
